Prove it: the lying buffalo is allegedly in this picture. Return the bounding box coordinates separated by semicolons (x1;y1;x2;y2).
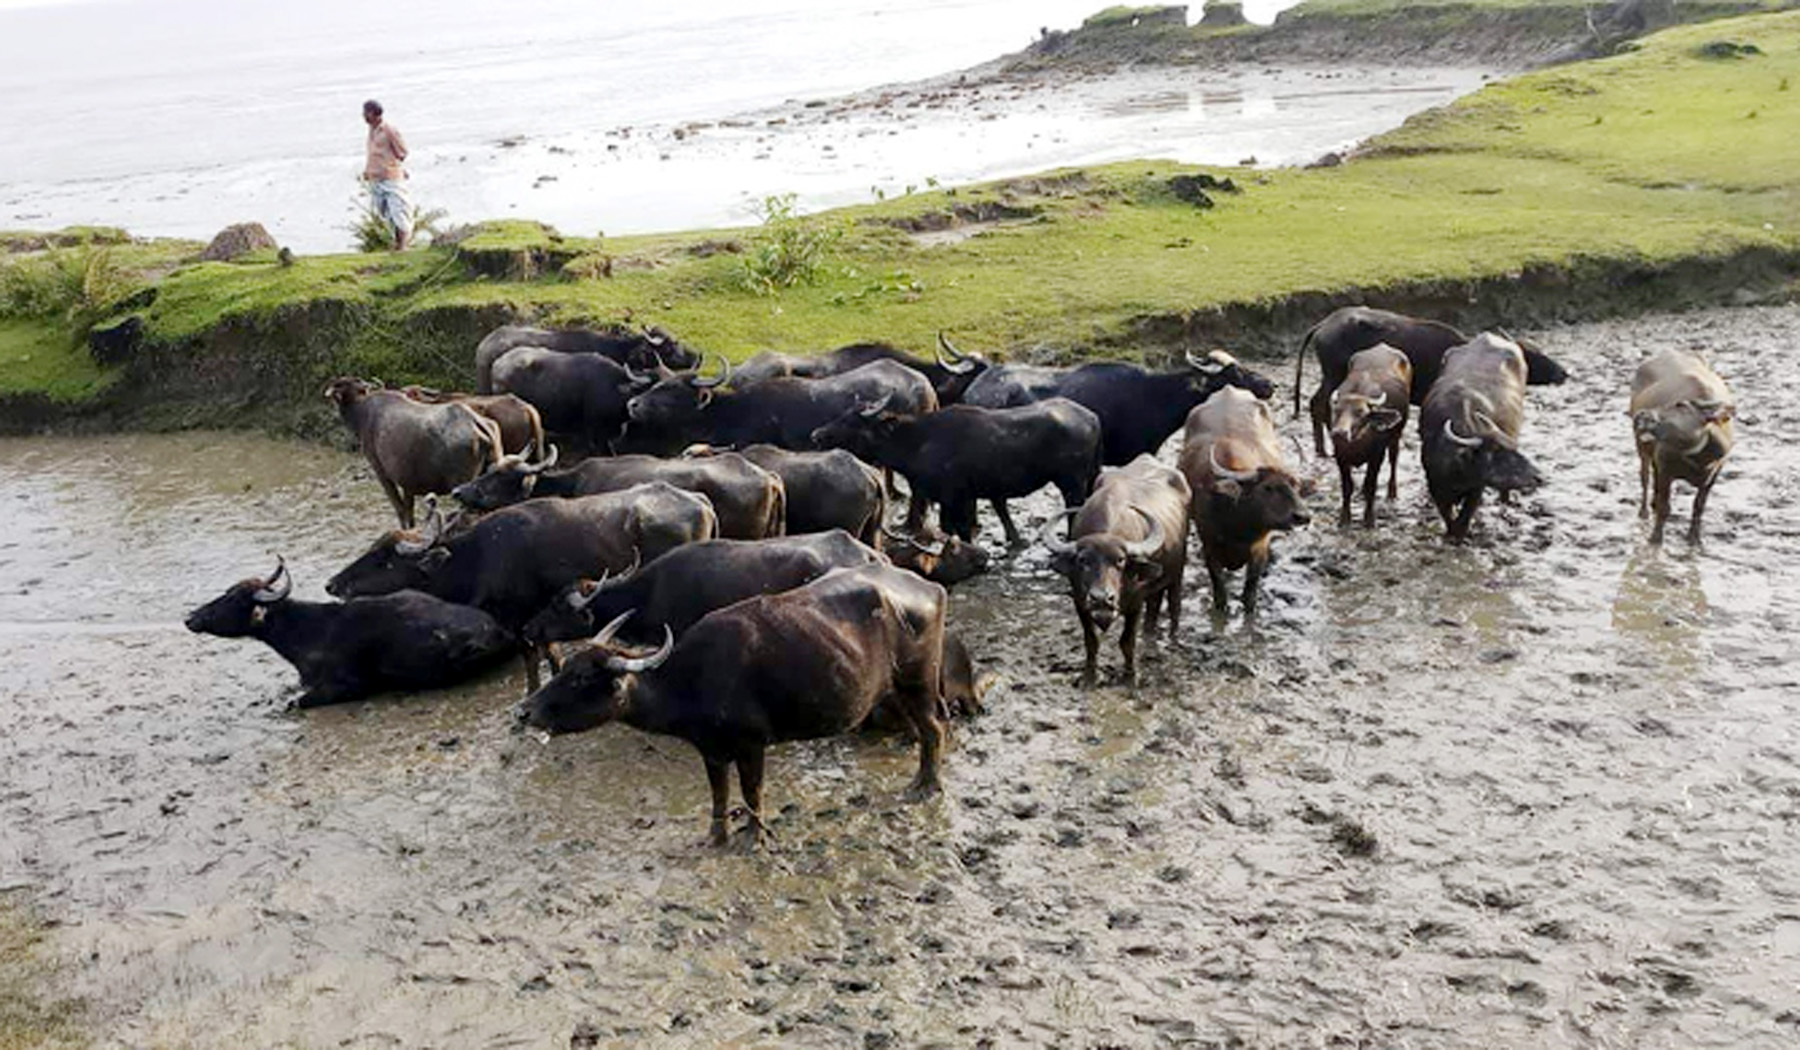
400;386;544;457
523;530;884;651
1043;455;1191;683
1294;306;1569;455
186;558;512;708
961;350;1274;466
521;563;949;847
453;445;785;540
684;443;886;546
731;333;988;404
491;347;653;454
1327;344;1412;527
811;396;1102;544
474;324;697;394
1630;348;1735;545
324;377;504;528
1178;387;1311;614
1419;333;1544;541
880;525;991;586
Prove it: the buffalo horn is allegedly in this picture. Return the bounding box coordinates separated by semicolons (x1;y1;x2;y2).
1037;508;1078;556
858;393;894;418
1208;444;1257;483
691;351;732;389
882;524;944;557
395;499;445;555
1121;509;1164;561
1443;418;1483;448
607;624;675;674
592;609;635;648
621;361;651;385
252;556;291;603
1185;349;1226;375
642;326;667;347
934;332;976;375
521;443;560;475
1367;390;1387;410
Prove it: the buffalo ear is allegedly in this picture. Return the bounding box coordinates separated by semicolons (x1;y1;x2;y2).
1048;548;1078;578
695;388;714;410
1212;478;1241;499
1368;408;1403;431
1130;559;1164;583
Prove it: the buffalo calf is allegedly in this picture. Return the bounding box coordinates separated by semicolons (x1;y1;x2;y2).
1328;344;1412;527
1630;348;1734;545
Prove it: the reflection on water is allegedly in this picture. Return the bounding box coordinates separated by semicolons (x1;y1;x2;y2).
1612;546;1711;678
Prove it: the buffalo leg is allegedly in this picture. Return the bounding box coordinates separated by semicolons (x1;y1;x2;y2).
1337;458;1355;526
375;472;412;529
904;492;930;532
1637;448;1652;518
705;759;732;847
1449;493;1483;542
1075;598;1100;685
1144;588;1164;634
1206;553;1231;613
905;708;945;801
940;499;977;543
522;649;541;694
1649;468;1674;546
990;500;1022;546
737;749;770;847
1309;386;1331;457
1242;552;1266;616
1120;603;1142;685
1166;568;1185;639
883;467;904;502
1362;457;1381;528
1687;470;1718;545
1386;435;1401;500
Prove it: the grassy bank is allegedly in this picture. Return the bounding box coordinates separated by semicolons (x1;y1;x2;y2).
2;9;1798;435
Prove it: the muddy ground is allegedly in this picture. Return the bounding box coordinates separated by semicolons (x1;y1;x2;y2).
2;305;1798;1048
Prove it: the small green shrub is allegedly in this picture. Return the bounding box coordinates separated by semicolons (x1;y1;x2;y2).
740;194;844;295
348;187;448;252
0;245;135;334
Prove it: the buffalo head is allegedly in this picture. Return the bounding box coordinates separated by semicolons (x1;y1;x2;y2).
1043;510;1163;631
1633;399;1734;459
322;376;380;409
1208;446;1311;531
520;611;674;735
882;525;990;586
325;501;451;598
452;443;560;511
809;395;898;457
621;353;731;451
1329;388;1404;449
1187;349;1275;401
1432;414;1544;495
186;557;293;637
519;556;640;648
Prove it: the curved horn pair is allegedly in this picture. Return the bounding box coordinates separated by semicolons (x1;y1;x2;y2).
934;332;976;375
592;611;675;673
881;524;944;557
1208;444;1257;483
1185;349;1227;375
690;351;732;390
516;442;559;475
395;498;445;555
570;549;642;610
252;556;292;603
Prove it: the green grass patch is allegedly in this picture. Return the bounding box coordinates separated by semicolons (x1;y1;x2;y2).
0;319;118;401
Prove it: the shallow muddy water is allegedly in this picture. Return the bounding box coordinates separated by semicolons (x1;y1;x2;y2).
3;305;1800;1048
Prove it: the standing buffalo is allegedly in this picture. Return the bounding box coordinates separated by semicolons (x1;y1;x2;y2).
400;386;545;457
1178;387;1311;614
684;444;887;546
811;396;1102;544
186;558;512;707
1294;306;1570;455
452;446;785;540
324;377;504;528
1419;334;1544;541
1327;344;1412;527
1629;348;1735;545
1042;455;1191;683
521;563;950;846
475;324;697;393
732;333;988;404
620;357;938;456
491;347;653;454
961;350;1275;465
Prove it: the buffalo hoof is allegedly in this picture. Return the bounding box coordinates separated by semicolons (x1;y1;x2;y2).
904;777;943;803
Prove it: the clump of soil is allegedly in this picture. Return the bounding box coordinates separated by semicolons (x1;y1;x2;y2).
198;222;278;262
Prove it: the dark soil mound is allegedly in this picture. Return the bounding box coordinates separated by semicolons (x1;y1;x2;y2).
199;223;278;262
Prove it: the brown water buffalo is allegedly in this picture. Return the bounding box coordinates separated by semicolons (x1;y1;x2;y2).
685;443;887;546
521;563;949;847
1328;344;1412;527
1178;387;1311;615
324;377;504;528
1042;454;1191;683
1295;306;1569;455
879;524;991;586
1629;348;1735;545
400;386;545;457
1419;334;1545;541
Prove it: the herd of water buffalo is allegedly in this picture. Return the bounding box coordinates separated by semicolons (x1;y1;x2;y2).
183;306;1737;844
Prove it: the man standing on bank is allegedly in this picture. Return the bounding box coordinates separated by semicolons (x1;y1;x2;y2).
362;99;412;250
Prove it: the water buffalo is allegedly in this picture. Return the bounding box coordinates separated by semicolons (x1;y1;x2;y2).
326;485;717;687
684;443;886;546
452;445;785;540
811;396;1102;545
1419;333;1545;541
619;356;938;456
961;350;1275;465
879;525;991;586
1294;306;1570;455
521;563;949;847
474;324;697;393
185;558;512;708
1178;387;1311;614
1042;455;1191;683
400;386;545;457
1630;348;1735;545
1328;344;1412;527
732;333;988;404
491;347;654;454
324;377;504;528
522;530;884;651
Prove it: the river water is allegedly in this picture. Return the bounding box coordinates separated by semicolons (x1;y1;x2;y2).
3;305;1799;1047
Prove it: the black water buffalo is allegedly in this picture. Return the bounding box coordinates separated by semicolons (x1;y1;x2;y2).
452;445;785;540
522;530;884;651
326;485;716;687
1328;344;1413;527
879;525;991;586
324;377;504;528
619;356;938;456
811;396;1102;544
400;386;545;457
474;324;697;393
1177;387;1311;614
490;347;653;454
1042;455;1191;683
521;563;949;846
960;350;1275;465
1294;306;1570;455
1629;348;1735;546
684;444;887;546
186;559;512;708
1419;333;1545;541
732;333;988;404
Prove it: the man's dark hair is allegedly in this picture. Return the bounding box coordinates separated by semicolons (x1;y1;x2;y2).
363;99;383;117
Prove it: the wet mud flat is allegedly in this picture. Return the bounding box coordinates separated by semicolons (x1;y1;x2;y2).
3;305;1800;1048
